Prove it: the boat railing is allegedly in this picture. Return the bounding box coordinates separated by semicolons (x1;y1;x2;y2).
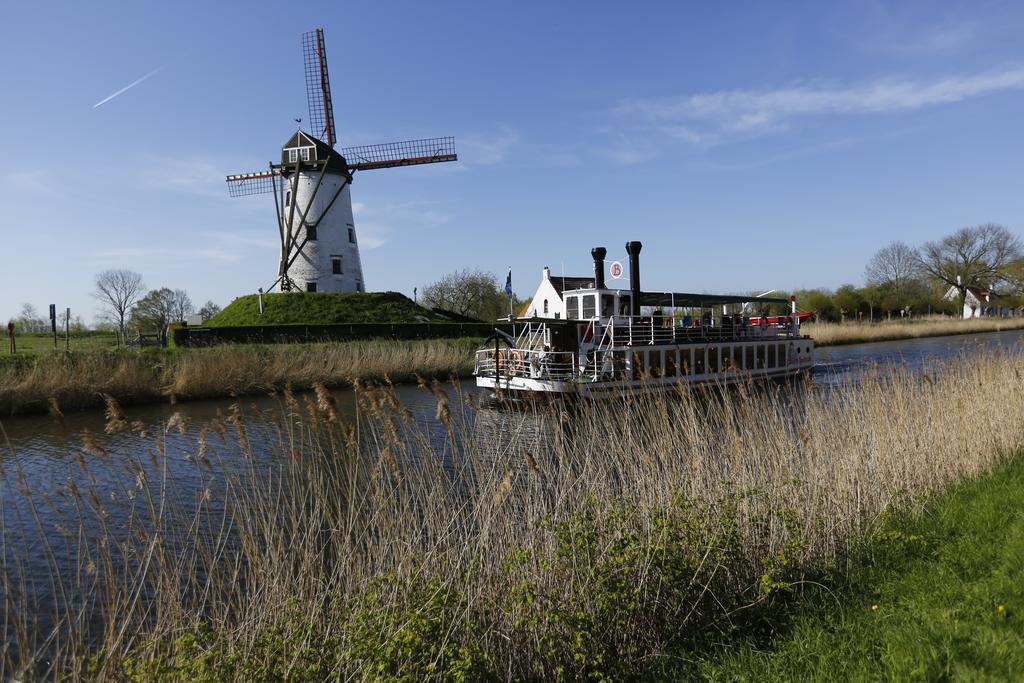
587;315;802;347
475;348;576;381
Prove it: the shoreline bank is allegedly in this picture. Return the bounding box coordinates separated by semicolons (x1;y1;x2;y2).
3;317;1024;417
0;338;478;416
803;315;1024;346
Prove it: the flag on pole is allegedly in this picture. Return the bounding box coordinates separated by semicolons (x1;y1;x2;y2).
504;268;513;298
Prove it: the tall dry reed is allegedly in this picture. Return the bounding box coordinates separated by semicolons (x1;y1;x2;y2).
0;339;477;415
3;348;1024;679
804;315;1024;346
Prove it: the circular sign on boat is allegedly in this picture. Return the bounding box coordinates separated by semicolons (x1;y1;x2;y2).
610;261;624;279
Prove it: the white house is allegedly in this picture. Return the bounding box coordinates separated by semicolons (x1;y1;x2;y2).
942;284;1014;319
522;267;595;319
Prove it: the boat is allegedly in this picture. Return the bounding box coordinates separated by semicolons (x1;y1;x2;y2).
474;241;814;396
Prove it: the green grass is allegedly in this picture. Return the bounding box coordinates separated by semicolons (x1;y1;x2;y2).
6;331;118;355
698;453;1024;681
206;291;449;326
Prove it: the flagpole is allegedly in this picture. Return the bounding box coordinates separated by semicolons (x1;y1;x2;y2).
506;266;514;339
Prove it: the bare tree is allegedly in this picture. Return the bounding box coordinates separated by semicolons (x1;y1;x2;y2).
93;270;144;345
198;300;222;323
420;269;505;321
864;241;919;302
170;289;194;323
919;224;1022;304
16;303;47;333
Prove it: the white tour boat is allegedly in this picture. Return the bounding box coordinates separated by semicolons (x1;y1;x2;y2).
474;241;814;396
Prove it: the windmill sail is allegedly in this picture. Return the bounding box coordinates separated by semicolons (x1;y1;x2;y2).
303;28;336;147
225;136;458;195
340;137;458;171
225;170;281;197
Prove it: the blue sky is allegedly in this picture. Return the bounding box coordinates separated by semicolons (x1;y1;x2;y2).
2;1;1023;323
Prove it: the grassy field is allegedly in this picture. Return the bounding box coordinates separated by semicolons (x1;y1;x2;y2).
699;453;1024;680
5;347;1024;678
7;331;119;354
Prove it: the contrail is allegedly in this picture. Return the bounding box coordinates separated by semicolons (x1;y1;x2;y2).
93;68;162;108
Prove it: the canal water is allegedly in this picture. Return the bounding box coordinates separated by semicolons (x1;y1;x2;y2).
2;328;1023;663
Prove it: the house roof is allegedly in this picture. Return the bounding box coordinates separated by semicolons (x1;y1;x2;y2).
944;285;999;303
549;276;595;295
639;291;790;308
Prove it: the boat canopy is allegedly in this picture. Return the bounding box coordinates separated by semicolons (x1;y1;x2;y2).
638;292;789;308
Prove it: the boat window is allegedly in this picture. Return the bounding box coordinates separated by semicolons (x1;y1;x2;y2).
745;346;755;371
707;347;719;373
733;346;743;370
631;351;645;379
613;351;627;379
767;345;777;368
693;348;705;375
779;345;787;367
618;295;631;316
680;348;691;376
665;349;677;376
566;296;579;320
582;295;596;319
756;345;766;370
601;294;615;317
649;350;662;377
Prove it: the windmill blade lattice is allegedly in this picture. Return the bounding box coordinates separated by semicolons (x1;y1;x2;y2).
225;170;281;197
303;28;336;147
340;137;457;171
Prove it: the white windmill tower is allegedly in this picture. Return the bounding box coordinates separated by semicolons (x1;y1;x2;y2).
226;28;458;293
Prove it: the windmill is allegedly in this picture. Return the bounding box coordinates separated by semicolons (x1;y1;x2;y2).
226;28;457;293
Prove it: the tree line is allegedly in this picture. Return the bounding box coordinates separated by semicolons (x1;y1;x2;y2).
790;223;1023;322
8;269;222;344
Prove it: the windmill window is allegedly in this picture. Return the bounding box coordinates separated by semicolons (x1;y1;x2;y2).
300;147;311;161
307;225;317;241
288;149;298;163
543;299;549;314
348;227;355;243
356;281;363;292
306;282;317;292
285;191;291;207
331;255;342;275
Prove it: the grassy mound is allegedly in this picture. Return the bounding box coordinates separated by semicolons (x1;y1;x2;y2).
205;291;445;327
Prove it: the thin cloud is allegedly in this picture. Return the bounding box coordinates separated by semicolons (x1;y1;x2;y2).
4;170;49;193
143;157;235;199
352;200;452;250
90;245;240;264
457;127;519;166
93;68;161;108
616;67;1024;146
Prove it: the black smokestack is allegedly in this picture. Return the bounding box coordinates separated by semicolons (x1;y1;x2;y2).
625;240;642;316
591;247;607;289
